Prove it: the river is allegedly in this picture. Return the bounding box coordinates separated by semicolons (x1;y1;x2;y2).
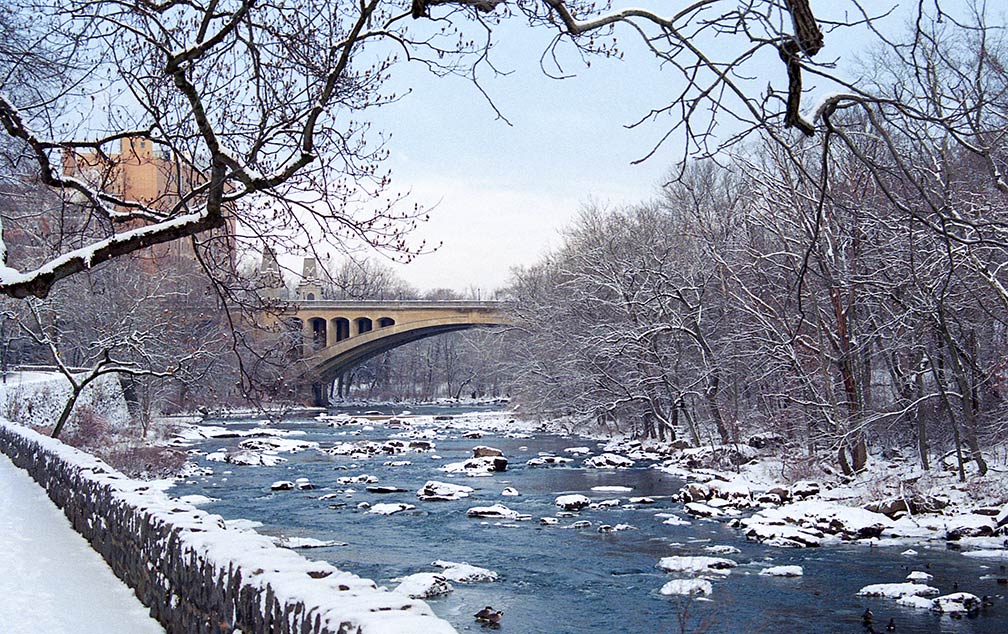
167;409;1005;633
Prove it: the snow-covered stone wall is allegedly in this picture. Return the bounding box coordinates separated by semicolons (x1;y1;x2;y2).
0;420;456;634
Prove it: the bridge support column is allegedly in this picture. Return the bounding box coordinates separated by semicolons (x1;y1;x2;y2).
294;379;328;407
311;381;326;407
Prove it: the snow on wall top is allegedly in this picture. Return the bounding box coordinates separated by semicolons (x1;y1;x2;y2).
0;419;457;634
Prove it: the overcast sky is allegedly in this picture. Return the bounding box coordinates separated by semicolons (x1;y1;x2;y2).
363;3;910;295
369;14;686;294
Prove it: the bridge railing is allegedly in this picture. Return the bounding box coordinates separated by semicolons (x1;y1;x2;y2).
290;299;508;310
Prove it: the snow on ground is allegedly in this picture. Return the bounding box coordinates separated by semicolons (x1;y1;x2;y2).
0;370;130;430
0;452;165;634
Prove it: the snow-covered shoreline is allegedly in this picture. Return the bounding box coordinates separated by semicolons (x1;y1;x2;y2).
591;435;1008;560
0;418;457;634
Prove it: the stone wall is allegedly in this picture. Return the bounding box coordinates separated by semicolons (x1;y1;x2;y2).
0;421;455;634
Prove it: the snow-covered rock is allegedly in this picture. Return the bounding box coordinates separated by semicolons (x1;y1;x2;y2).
175;462;213;479
685;502;724;518
273;536;347;549
592;485;633;493
367;485;407;494
583;453;635;469
857;582;939;599
466;504;525;520
704;545;741;555
238;437;319;454
661;515;692;526
525;455;572;467
759;565;803;577
431;560;498;583
540;517;559;526
337;474;378;485
931;592;982;614
394;573;453;599
656;556;737;576
176;494;217;506
472;446;503;458
368;503;415;515
501;487;520;497
416;480;474;501
738;500;891;546
209;449;286;466
597;523;636;533
789;481;820;499
659;579;712;596
271;480;295;491
294;477;315;490
591;498;621;509
555;494;591;511
906;571;933;582
563;446;592;455
946;514;997;540
441;456;508;475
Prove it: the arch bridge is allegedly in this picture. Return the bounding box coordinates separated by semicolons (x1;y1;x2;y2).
285;300;511;400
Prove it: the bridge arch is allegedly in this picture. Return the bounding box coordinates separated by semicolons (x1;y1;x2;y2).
285;301;511;393
355;317;373;335
308;315;503;385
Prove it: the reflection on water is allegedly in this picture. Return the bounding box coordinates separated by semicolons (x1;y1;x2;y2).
169;414;1005;634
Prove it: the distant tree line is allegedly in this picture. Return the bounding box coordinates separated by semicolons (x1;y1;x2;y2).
501;13;1008;476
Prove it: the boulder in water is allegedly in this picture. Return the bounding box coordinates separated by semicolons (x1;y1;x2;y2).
555;494;591;511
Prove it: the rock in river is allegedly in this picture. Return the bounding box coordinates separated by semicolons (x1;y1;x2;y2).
442;456;508;475
472;445;504;458
555;494;591;511
368;502;416;515
394;573;454;599
467;503;527;520
660;579;713;596
657;556;737;576
416;480;474;501
583;453;635;469
431;560;498;583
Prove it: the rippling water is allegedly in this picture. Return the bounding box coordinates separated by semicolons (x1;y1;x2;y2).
168;412;1006;634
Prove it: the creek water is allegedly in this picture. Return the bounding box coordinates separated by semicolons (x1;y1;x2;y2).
167;410;1006;634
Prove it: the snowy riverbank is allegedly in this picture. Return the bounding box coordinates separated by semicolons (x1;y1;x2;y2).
164;409;1007;631
0;419;457;634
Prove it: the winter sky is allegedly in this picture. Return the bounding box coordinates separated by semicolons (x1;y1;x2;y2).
376;16;675;295
374;2;913;294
